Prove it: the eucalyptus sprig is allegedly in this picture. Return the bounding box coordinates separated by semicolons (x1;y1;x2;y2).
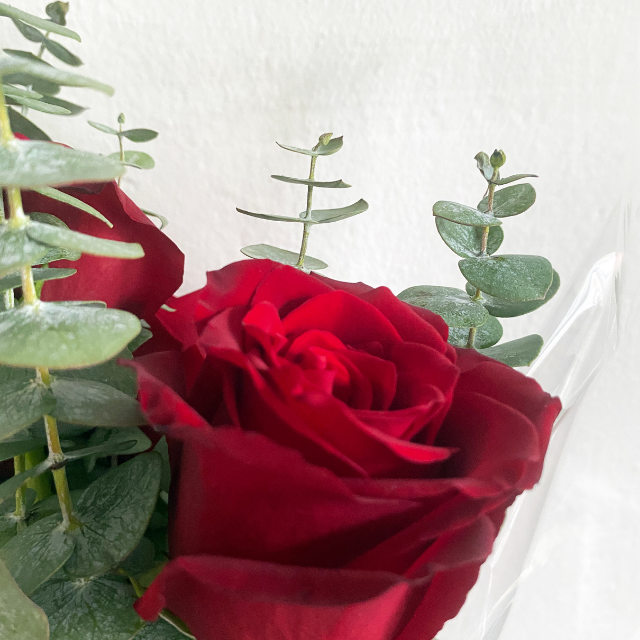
399;149;559;367
0;1;87;140
237;132;368;271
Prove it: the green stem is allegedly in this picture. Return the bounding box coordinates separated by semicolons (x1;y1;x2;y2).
466;169;498;348
25;448;52;501
0;85;79;531
13;455;27;533
295;154;317;269
117;122;125;187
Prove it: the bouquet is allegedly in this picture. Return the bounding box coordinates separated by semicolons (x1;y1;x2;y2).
0;3;623;639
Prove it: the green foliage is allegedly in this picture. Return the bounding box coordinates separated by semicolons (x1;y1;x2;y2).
0;557;49;640
398;285;489;328
478;334;544;367
0;267;76;292
0;302;141;369
276;135;343;156
120;128;158;143
6;106;51;140
31;186;112;226
241;243;328;270
307;199;369;224
271;175;350;188
459;255;553;302
0;139;123;187
0;458;52;505
448;314;503;349
435;217;503;258
45;2;69;26
0;379;55;442
0;2;80;40
5;93;70;114
0;225;49;278
477;183;536;218
31;573;144;640
108;150;155;170
433;201;502;227
27;212;81;262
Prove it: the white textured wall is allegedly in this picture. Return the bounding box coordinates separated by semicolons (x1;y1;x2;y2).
2;1;640;638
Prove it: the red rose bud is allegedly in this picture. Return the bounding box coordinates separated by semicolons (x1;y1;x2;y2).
130;259;560;640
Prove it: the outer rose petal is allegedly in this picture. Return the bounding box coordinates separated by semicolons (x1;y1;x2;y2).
21;183;184;319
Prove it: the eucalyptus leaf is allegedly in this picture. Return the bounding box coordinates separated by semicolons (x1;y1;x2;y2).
108;150;155;170
433;201;502;227
308;198;369;223
31;574;145;640
64;453;162;577
0;513;74;595
0;267;74;292
2;83;42;99
0;458;52;505
27;221;144;259
31;186;112;226
494;173;537;185
141;209;168;230
37;95;86;115
241;243;328;270
134;619;192;640
0;437;46;462
0;57;112;94
276;136;343;157
83;427;152;473
0;557;49;640
28;212;81;263
50;379;145;427
435;217;504;258
474;151;494;181
11;18;44;42
398;285;489;328
7;106;51;141
46;2;68;26
478;334;544;367
0;2;80;40
0;301;142;369
0;225;49;278
448;314;503;349
120;128;158;143
5;94;71;114
459;255;553;302
466;269;561;318
478;183;536;218
0;140;123;187
0;379;55;442
87;120;118;135
236;208;303;224
271;175;351;188
43;37;82;67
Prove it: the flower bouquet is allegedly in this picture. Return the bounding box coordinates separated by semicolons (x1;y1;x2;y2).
0;3;623;640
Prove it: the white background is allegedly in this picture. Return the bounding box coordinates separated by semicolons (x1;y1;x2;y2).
2;1;639;638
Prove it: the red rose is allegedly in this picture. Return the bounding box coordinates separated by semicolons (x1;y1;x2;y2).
131;260;561;640
14;134;184;319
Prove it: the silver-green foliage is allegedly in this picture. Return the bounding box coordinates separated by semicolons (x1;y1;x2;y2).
399;149;557;367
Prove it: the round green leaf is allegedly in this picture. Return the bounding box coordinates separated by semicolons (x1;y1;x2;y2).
0;267;76;293
478;183;536;218
241;243;328;271
479;334;544;367
0;437;46;462
0;458;52;505
135;619;192;640
107;150;155;170
120;128;158;143
308;199;368;224
0;513;74;595
474;151;494;180
0;557;49;640
448;314;503;349
64;453;162;577
459;255;553;302
0;301;142;369
0;379;55;442
0;225;49;278
276;136;343;157
50;379;145;427
0;2;80;40
45;2;68;26
31;574;144;640
0;140;123;187
466;270;561;317
398;285;489;328
433;201;502;227
271;175;351;188
435;217;504;258
27;221;144;259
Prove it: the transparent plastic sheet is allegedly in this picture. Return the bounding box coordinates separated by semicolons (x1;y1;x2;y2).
438;206;628;640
